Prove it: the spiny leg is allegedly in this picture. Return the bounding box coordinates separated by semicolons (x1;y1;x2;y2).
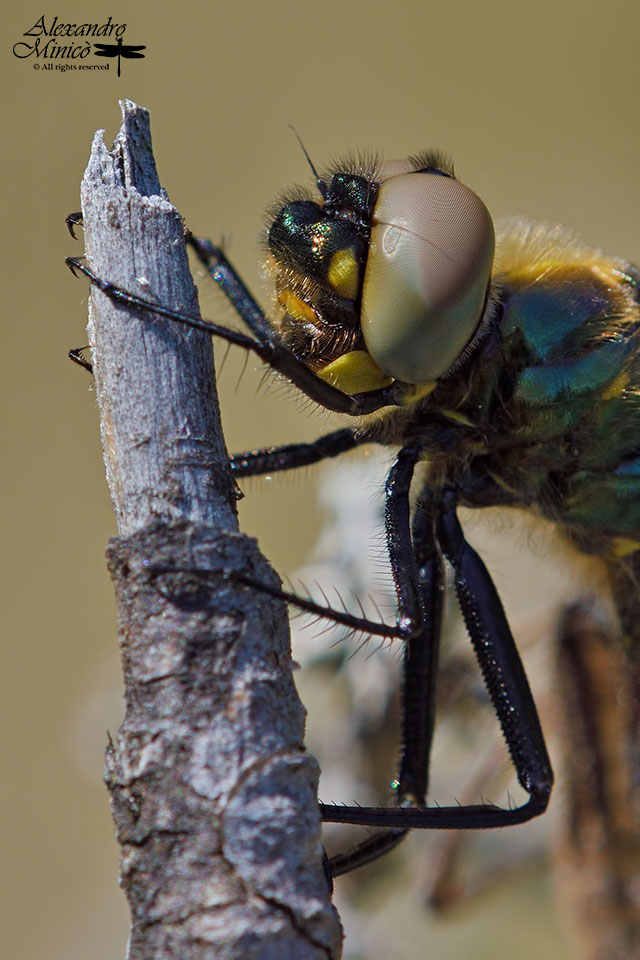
396;484;443;808
66;211;83;238
66;237;402;415
436;488;553;813
151;448;421;642
68;346;93;374
69;357;365;469
329;481;444;876
65;215;92;374
231;428;366;477
231;446;424;642
66;222;367;465
188;235;416;414
320;487;552;830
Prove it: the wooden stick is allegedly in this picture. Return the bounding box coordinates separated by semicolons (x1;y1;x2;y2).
78;98;341;959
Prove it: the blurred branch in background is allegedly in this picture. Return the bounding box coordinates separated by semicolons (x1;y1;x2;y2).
74;99;341;959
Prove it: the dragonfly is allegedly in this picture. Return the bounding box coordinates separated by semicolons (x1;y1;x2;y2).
93;37;146;77
66;148;640;880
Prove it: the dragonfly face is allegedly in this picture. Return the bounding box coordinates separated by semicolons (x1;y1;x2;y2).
267;154;495;390
68;147;640;878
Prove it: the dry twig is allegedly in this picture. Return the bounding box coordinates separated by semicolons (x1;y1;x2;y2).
76;99;342;960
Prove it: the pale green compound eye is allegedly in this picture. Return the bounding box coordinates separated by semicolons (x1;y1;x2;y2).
361;172;495;384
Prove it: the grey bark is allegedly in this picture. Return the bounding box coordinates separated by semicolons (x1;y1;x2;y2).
79;99;342;959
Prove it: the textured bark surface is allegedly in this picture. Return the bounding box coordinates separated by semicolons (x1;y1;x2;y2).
79;99;342;959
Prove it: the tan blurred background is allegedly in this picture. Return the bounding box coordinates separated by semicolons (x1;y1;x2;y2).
3;1;639;958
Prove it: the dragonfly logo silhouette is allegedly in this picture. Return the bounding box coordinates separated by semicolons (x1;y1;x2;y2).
93;37;146;77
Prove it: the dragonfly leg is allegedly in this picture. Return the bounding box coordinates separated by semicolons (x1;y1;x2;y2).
187;236;411;414
329;480;444;876
67;214;394;414
68;346;93;374
396;484;443;807
230;446;424;644
230;428;366;477
436;488;553;812
66;249;400;416
66;211;83;239
320;485;553;832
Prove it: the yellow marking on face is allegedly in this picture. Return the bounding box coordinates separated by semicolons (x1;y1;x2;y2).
328;248;359;299
318;351;393;394
398;381;437;406
279;288;317;324
602;370;630;400
611;537;640;557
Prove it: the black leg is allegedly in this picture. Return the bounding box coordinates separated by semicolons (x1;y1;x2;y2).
66;215;392;412
228;572;409;640
320;487;552;831
68;346;93;374
255;446;421;648
187;235;279;345
436;488;553;811
66;214;92;374
231;428;365;477
66;253;403;416
328;478;445;876
188;236;407;414
155;448;424;710
329;831;409;878
231;447;420;640
66;211;83;239
383;446;423;630
396;483;443;807
150;448;422;645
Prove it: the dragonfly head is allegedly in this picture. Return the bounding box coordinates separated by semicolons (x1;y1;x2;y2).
266;154;495;392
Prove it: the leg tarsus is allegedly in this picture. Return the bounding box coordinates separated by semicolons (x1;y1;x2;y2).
66;211;83;239
230;428;364;477
329;829;408;878
69;346;93;374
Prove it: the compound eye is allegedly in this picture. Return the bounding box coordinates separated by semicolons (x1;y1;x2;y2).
361;173;495;383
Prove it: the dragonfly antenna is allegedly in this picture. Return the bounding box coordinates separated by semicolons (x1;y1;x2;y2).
288;126;328;200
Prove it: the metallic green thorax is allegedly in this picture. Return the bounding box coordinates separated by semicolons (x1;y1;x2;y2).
366;237;640;644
